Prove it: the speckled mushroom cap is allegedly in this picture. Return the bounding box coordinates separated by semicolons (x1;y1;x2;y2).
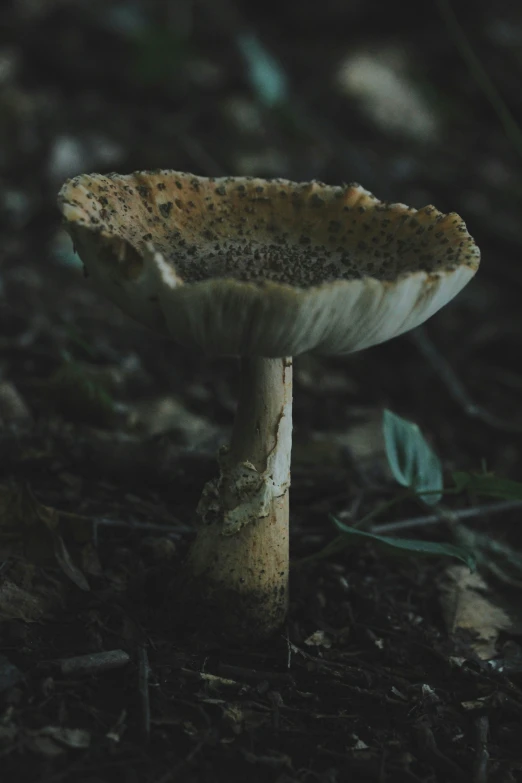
58;170;480;357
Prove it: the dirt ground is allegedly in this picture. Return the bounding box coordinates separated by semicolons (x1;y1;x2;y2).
2;1;522;781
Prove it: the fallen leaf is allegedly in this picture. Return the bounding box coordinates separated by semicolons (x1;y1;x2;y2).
127;395;220;448
0;563;65;622
0;481;90;590
438;565;517;659
304;630;332;649
25;726;90;756
0;381;32;427
39;726;91;749
53;534;90;592
221;703;244;735
337;407;388;464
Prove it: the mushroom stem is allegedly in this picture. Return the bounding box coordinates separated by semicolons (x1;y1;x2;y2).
187;356;293;640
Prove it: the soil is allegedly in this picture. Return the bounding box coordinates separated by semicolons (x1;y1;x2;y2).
1;1;522;781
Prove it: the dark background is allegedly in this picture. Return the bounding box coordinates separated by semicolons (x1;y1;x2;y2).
1;1;522;781
2;0;522;471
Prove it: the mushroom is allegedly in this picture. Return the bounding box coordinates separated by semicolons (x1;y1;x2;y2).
58;171;480;640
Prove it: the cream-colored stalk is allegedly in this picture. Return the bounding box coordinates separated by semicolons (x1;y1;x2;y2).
188;356;293;639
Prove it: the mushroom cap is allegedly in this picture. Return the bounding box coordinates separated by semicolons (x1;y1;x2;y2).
58;170;480;357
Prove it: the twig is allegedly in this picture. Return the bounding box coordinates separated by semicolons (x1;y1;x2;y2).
473;715;489;783
137;646;151;742
179;668;245;691
411;328;522;433
58;649;130;676
283;626;292;670
371;499;522;535
217;662;294;684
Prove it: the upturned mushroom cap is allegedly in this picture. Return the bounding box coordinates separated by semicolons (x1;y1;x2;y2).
58;171;480;357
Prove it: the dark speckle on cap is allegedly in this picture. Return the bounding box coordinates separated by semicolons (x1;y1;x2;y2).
310;194;325;208
159;202;173;218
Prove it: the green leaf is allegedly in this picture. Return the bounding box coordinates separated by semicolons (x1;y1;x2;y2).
236;32;288;108
331;516;476;570
453;471;522;500
383;409;443;505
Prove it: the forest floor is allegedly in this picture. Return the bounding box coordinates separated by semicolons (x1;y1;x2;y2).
2;1;522;781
